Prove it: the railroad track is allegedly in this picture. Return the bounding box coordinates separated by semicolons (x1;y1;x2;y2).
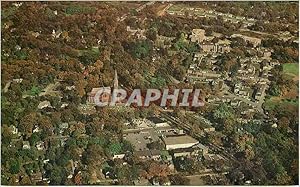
160;110;240;165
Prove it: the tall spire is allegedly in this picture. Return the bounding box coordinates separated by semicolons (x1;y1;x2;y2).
113;69;118;89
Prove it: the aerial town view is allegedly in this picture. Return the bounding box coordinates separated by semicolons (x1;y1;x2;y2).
1;1;299;185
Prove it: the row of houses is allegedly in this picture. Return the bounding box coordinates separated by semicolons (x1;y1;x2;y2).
200;42;231;53
187;69;222;79
231;34;262;47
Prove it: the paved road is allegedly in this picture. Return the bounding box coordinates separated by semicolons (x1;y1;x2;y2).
221;83;268;115
186;170;229;178
256;84;269;111
39;82;61;97
157;3;173;16
3;81;11;93
168;75;180;84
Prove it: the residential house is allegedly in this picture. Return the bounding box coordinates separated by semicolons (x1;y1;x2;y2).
30;172;43;183
205;95;220;103
12;78;23;83
36;141;45;151
33;125;41;133
234;83;252;99
254;85;264;101
238;88;251;98
193;52;205;62
66;85;76;90
262;49;273;59
23;141;31;149
113;153;126;160
134;149;162;160
59;123;69;134
230;99;241;107
38;101;51;109
9;125;19;135
270;60;280;67
126;26;146;39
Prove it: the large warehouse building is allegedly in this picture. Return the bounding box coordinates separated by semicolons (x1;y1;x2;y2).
163;135;199;150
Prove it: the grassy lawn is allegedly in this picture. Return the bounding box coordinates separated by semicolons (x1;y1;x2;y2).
78;46;100;57
65;5;96;15
282;63;299;76
1;6;18;19
168;4;185;11
264;97;298;111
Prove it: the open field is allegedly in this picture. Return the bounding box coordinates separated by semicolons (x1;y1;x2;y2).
263;97;298;111
283;63;299;77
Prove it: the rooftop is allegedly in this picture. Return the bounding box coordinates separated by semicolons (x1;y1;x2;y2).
88;87;111;96
164;135;199;145
147;117;167;124
123;129;160;151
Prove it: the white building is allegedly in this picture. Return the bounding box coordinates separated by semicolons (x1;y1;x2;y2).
38;101;51;109
113;153;125;159
190;29;206;43
163;135;199;150
23;141;31;149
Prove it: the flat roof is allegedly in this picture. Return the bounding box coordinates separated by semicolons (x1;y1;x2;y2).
147;117;167;124
123;129;160;151
164;135;199;145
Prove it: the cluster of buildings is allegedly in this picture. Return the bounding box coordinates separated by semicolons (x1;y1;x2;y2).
126;26;146;40
120;116;210;172
231;34;262;47
166;5;256;28
190;29;231;54
200;42;231;53
183;26;278;117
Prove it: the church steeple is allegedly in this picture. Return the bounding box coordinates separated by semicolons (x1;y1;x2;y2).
113;69;118;89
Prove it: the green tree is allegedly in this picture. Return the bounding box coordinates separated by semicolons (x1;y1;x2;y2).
9;159;20;174
29;132;41;146
169;174;190;185
268;82;281;96
108;142;122;155
49;166;65;184
213;103;234;121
